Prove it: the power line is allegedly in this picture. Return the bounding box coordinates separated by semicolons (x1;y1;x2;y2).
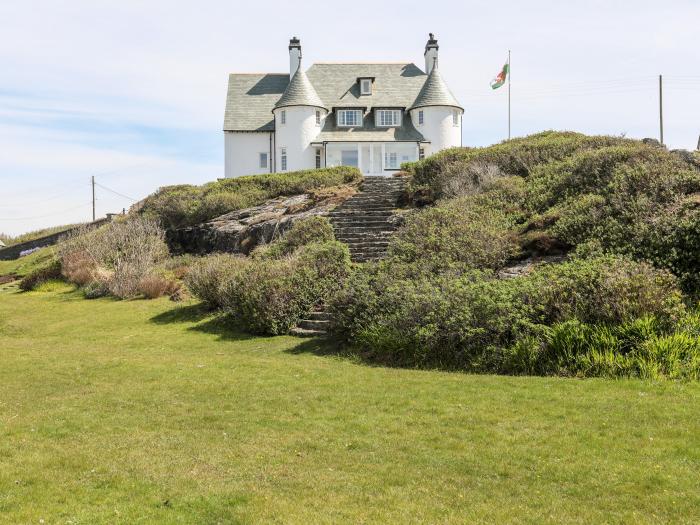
94;182;138;202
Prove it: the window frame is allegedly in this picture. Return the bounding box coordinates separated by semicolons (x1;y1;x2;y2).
259;152;268;169
376;109;402;127
315;110;321;126
452;110;459;127
337;109;363;127
280;110;286;125
418;110;424;126
280;147;287;171
315;148;322;169
384;151;399;170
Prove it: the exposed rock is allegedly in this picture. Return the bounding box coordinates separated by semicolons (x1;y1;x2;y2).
166;194;337;255
498;255;567;279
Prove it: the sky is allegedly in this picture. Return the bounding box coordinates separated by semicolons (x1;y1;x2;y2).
1;0;699;236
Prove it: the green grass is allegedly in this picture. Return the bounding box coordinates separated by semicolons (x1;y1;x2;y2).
0;247;56;278
1;285;699;523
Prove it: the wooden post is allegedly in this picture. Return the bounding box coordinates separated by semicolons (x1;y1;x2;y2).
508;50;511;140
91;175;96;222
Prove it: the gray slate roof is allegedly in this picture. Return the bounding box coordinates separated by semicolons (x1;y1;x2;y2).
223;62;462;133
274;68;326;110
410;67;463;110
224;73;289;131
312;110;425;143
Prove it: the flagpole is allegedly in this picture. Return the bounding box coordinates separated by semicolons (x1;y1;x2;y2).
508;49;511;140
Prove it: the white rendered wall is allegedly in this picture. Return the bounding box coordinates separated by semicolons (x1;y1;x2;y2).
224;132;272;178
273;106;325;172
410;107;462;156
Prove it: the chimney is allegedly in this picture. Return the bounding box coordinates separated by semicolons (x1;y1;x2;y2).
289;36;302;79
424;33;439;75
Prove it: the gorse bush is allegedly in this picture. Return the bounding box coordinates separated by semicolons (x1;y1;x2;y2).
18;257;62;291
138;166;362;229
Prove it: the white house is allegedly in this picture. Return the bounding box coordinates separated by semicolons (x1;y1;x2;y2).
223;34;463;178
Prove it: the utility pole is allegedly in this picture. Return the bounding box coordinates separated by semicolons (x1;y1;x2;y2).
91;175;96;222
659;74;664;145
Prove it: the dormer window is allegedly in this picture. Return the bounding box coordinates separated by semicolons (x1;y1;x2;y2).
337;109;363;127
376;109;402;127
360;78;372;95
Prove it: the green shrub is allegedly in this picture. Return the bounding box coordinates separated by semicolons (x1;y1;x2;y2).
330;256;685;373
184;254;249;309
138;167;362;229
388;194;521;274
19;258;62;291
255;216;335;259
223;241;350;335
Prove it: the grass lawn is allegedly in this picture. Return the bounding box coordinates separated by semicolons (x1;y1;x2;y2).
1;281;699;523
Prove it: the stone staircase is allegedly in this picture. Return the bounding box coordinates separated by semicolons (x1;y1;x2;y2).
329;175;407;263
290;176;407;337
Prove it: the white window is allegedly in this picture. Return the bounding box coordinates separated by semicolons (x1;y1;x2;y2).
418;110;424;125
376;109;401;127
453;110;459;127
419;147;425;160
384;151;399;169
259;152;268;169
360;78;372;95
337;109;362;127
315;149;322;169
315;110;321;126
281;110;286;125
280;147;287;171
341;149;359;167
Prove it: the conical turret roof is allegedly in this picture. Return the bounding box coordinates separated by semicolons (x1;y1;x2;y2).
410;66;462;111
274;68;326;110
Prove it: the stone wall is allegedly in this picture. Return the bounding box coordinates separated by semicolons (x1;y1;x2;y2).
0;218;110;261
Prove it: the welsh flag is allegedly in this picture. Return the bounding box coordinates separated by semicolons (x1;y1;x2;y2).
490;63;509;90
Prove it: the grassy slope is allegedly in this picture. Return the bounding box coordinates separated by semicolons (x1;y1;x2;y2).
1;286;699;524
0;247;55;278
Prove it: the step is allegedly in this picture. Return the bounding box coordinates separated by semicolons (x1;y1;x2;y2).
307;311;331;321
331;219;393;226
289;327;327;337
334;227;397;235
328;210;394;217
297;319;331;331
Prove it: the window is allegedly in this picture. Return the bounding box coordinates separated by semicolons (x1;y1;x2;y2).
419;147;425;160
280;147;287;171
376;109;401;127
259;152;268;169
315;110;321;126
341;149;359;167
418;110;424;125
280;110;286;125
315;149;322;169
452;110;459;127
360;78;372;95
337;109;362;127
384;151;399;170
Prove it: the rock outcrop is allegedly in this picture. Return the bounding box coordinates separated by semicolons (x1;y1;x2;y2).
166;194;338;255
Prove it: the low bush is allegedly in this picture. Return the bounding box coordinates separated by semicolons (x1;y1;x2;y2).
254;216;335;259
18;258;62;291
184;254;249;309
58;218;169;299
329;256;686;373
138;272;181;299
138;167;362;229
223;241;351;335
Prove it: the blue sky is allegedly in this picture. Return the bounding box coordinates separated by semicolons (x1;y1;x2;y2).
1;0;699;235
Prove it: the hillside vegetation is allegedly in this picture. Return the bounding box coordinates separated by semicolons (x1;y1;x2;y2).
137;166;362;229
329;132;700;378
0;223;83;247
